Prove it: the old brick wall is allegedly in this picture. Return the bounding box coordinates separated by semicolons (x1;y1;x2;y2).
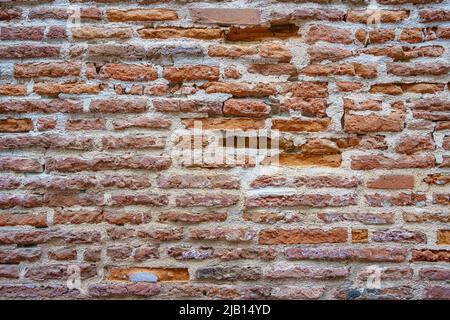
0;0;449;300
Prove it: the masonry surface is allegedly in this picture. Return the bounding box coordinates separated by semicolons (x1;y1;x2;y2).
0;0;449;300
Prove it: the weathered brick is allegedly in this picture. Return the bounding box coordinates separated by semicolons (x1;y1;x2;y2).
90;99;147;113
306;25;353;44
308;45;353;63
259;228;347;244
319;212;394;224
189;8;260;25
223;99;271;118
0;266;19;279
34;82;104;97
335;285;414;300
190;228;256;242
351;154;435;170
48;248;77;261
387;63;449;76
176;193;239;207
182;118;265;130
246;193;357;208
272;118;331;132
0;45;60;59
0;157;42;173
0;248;42;264
0;84;28;96
112;115;170;130
164;66;220;82
202;82;276;97
0;213;47;227
347;10;409;24
97;63;157;81
107;9;177;22
0;27;45;41
419;10;450;23
138;27;223;40
45;155;171;172
411;249;449;262
372;229;427;243
153;99;222;115
0;118;32;132
0;134;94;151
159;211;227;224
88;283;160;297
286;247;407;262
138;227;183;241
29;7;101;20
0;0;447;301
419;268;450;280
0;8;22;21
367;175;414;189
225;24;299;41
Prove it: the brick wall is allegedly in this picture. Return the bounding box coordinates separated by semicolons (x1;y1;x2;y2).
0;0;449;300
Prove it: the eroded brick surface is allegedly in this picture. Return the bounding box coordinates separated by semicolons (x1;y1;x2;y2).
0;0;449;301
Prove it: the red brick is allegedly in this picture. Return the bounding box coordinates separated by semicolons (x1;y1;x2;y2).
0;248;42;264
423;286;450;300
246;193;357;208
0;213;47;227
372;229;427;243
29;7;101;20
0;45;60;59
202;82;276;97
411;249;449;262
138;27;223;40
48;248;77;261
225;24;299;41
45;155;171;172
0;266;19;279
0;8;22;21
160;211;226;224
223;99;271;118
176;193;239;207
0;118;32;132
318;212;394;224
0;27;44;41
347;10;409;23
351;154;435;170
306;25;353;44
0;84;28;96
163;66;220;82
138;227;183;241
366;193;426;207
419;10;450;23
0;157;42;173
387;63;449;76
